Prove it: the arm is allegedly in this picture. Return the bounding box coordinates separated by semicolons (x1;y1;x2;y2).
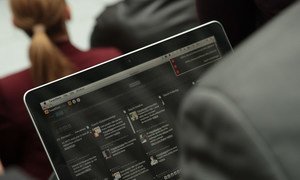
90;7;119;49
179;88;283;180
90;18;115;48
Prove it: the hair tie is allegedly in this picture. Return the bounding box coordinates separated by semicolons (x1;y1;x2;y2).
33;24;46;34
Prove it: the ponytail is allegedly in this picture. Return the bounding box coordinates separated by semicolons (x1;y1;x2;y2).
29;24;74;85
10;0;74;85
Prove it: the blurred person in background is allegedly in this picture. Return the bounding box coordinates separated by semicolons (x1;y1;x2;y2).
0;0;120;179
90;0;199;53
90;0;296;53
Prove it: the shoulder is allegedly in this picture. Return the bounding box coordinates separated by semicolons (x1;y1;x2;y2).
73;47;121;69
180;86;245;129
87;47;122;60
95;2;124;28
180;86;284;180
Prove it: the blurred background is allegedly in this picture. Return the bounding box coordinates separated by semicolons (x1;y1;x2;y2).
0;0;121;78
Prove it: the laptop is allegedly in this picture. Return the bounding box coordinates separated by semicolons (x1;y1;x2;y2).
24;21;232;180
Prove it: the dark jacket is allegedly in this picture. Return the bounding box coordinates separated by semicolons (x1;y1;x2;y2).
0;41;120;179
90;0;199;53
180;2;300;180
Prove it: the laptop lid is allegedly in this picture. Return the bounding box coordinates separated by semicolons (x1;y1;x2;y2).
24;21;232;180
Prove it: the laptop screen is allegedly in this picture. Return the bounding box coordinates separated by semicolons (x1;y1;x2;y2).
25;22;232;180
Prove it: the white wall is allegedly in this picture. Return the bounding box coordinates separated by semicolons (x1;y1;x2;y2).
0;0;121;78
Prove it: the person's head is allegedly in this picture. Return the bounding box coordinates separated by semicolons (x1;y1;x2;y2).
10;0;74;85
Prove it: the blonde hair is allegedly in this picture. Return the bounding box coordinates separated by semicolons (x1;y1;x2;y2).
10;0;74;85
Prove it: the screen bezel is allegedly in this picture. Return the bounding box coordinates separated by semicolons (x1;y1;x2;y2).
24;21;232;179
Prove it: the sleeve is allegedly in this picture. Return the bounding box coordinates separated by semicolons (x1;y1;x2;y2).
179;87;282;180
90;4;135;53
90;7;119;49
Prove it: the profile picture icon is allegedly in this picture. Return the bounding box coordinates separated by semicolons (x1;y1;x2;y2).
129;111;139;121
150;156;158;166
44;109;49;115
112;171;121;180
67;101;72;106
139;133;147;144
92;126;102;138
102;149;112;160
